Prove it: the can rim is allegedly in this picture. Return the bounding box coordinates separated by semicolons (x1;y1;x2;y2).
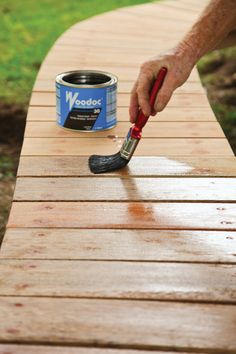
56;70;118;88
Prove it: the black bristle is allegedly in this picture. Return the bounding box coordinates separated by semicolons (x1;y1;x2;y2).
89;152;129;174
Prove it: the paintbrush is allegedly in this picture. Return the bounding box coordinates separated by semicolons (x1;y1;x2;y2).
89;67;167;174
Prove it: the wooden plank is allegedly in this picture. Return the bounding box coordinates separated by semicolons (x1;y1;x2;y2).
24;121;224;139
27;106;216;122
33;80;205;94
2;228;236;263
117;4;199;22
0;297;235;352
16;156;236;177
20;137;234;156
156;1;207;13
69;13;192;35
70;10;193;33
30;92;211;108
36;65;200;81
0;260;235;303
0;345;188;354
7;202;236;230
13;177;236;202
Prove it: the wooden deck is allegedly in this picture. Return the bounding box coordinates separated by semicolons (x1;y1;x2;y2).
1;0;236;352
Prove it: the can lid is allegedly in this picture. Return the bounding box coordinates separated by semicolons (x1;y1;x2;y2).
56;70;117;88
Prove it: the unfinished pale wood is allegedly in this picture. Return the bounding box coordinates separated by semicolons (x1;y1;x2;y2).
34;79;205;94
37;64;200;81
0;345;186;354
70;10;193;33
0;297;235;351
118;4;198;22
26;105;216;122
7;202;236;230
16;156;236;177
30;92;211;108
21;137;234;156
1;260;235;302
157;1;207;13
2;228;236;263
24;121;224;138
13;177;236;202
69;12;192;35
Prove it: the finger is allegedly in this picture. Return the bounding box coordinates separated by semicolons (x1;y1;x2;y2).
136;70;154;117
154;75;174;112
151;108;157;116
129;82;139;123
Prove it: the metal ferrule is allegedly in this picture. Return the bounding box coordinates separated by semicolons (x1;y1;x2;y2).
120;129;140;160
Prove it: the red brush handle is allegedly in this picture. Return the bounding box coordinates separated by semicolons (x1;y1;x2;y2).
131;67;167;139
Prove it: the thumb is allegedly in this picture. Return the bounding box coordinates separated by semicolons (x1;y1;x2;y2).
154;75;175;112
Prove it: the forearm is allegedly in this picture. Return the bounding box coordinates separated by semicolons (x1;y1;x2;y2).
178;0;236;64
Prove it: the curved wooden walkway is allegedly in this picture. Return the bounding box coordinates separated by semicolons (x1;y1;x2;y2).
1;0;236;353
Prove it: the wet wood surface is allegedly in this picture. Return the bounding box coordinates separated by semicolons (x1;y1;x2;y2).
0;260;235;302
7;201;236;230
13;177;236;202
17;156;236;177
1;0;236;352
2;228;236;263
0;297;235;352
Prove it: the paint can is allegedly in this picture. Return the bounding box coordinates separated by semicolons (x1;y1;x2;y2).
56;70;117;132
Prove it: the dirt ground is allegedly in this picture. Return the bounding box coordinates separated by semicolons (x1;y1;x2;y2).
0;104;26;240
0;57;235;244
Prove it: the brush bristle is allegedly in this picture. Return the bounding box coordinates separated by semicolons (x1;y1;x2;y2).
89;152;129;174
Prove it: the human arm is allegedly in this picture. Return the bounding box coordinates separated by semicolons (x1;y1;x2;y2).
129;0;236;122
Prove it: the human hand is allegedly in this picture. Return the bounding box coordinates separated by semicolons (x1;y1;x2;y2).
129;46;196;122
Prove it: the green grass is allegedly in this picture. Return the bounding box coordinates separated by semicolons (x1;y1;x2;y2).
0;0;152;105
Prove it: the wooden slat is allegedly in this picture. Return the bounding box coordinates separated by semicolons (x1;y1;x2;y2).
20;137;233;156
7;202;236;230
0;345;188;354
36;65;200;81
69;13;192;36
0;260;235;302
30;92;211;108
27;106;216;122
34;80;205;94
13;177;236;202
35;81;205;94
118;4;199;22
2;228;236;263
16;156;236;177
0;297;235;352
24;121;224;138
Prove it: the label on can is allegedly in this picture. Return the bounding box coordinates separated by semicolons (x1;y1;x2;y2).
56;76;117;131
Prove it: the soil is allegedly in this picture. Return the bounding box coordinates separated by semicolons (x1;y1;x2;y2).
0;103;27;241
0;58;235;244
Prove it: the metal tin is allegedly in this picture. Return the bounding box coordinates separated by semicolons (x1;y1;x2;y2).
56;70;117;132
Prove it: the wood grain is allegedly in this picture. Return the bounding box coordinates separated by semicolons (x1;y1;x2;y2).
0;297;235;352
30;92;211;108
21;137;233;156
0;345;189;354
17;156;236;177
37;65;200;81
34;79;205;94
24;121;224;138
13;177;236;202
7;202;236;230
2;228;235;263
26;105;216;122
0;260;235;302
